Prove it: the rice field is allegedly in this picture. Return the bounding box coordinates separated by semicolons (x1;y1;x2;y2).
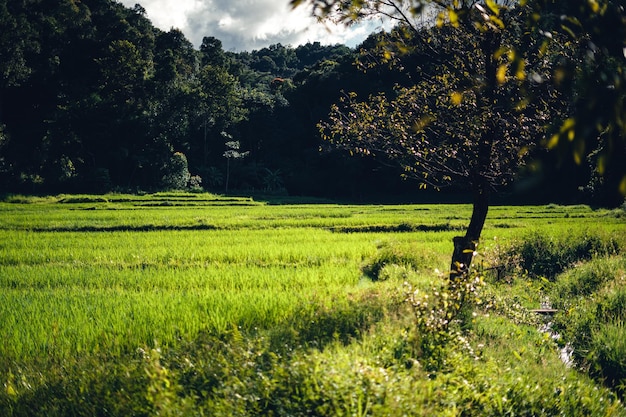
1;193;624;366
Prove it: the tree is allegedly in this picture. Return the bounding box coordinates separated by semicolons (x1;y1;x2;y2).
146;28;200;185
0;0;163;191
193;42;246;173
0;0;39;92
200;36;227;68
162;151;191;190
294;0;626;193
222;134;249;193
292;0;566;280
0;0;93;191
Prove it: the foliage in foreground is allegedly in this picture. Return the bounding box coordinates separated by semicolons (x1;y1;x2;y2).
1;198;626;415
549;256;626;398
3;264;626;414
485;229;626;401
2;294;624;416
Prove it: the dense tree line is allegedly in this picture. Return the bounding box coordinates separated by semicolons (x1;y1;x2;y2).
0;0;621;204
0;0;394;197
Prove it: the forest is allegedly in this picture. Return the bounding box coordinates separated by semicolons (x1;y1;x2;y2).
0;0;624;206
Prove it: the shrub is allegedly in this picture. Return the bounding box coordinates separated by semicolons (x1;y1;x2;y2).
199;166;223;188
162;152;191;190
404;268;484;373
188;175;203;192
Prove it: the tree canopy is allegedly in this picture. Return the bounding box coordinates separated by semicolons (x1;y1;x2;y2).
291;0;626;198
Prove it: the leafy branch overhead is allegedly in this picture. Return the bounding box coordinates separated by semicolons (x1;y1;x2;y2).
223;139;250;160
319;13;554;192
293;0;626;195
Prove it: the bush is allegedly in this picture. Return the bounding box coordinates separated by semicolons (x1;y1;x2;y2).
188;175;203;192
162;152;191;190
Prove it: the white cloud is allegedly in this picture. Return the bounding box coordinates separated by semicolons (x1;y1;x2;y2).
118;0;392;51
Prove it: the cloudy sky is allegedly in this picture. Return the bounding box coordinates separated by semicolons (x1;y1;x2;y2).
118;0;392;51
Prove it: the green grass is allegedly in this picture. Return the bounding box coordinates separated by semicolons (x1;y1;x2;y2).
1;193;626;415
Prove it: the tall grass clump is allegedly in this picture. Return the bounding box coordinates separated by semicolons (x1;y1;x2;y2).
361;240;443;283
485;229;626;399
490;230;622;280
568;287;626;399
589;321;626;396
549;257;626;399
550;256;626;299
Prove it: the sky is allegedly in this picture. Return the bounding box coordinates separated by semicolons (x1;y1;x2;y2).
118;0;393;51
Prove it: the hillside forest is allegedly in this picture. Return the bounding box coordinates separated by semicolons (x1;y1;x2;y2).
0;0;624;206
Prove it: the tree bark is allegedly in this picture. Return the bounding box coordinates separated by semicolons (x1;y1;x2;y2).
448;27;500;281
450;183;489;280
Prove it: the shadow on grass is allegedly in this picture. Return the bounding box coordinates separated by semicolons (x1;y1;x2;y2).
29;224;220;233
329;223;464;233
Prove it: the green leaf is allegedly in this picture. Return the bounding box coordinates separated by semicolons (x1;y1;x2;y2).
486;0;500;16
449;9;459;28
496;64;508;84
450;91;463;106
547;134;559;149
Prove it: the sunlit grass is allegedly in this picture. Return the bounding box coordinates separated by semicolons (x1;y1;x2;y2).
0;286;321;360
1;194;624;367
1;193;626;415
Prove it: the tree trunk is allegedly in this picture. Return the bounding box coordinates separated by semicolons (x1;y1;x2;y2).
225;158;230;194
203;116;208;166
448;28;499;281
0;89;4;126
450;183;489;280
